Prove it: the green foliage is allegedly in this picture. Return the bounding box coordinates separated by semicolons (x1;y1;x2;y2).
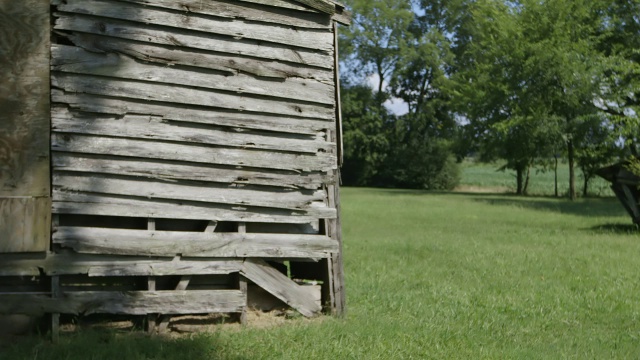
340;83;390;186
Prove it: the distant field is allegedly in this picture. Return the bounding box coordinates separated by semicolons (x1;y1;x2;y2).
459;160;614;197
4;188;639;359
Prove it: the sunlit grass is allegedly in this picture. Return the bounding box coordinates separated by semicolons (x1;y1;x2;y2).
460;160;614;196
4;188;639;359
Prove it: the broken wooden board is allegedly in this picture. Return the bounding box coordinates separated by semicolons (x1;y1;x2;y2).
241;258;321;317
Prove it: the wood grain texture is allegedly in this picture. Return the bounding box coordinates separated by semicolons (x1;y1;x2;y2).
53;227;338;257
52;173;329;212
56;0;333;52
51;73;334;120
241;258;321;317
62;33;334;81
0;0;50;197
51;134;337;173
52;192;336;223
0;254;243;276
116;0;330;29
52;92;332;135
52;154;334;190
52;45;335;105
0;290;245;316
0;197;50;253
51;107;335;154
54;15;332;70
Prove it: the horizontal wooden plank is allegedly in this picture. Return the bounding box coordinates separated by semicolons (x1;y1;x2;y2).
52;45;335;105
52;154;333;189
57;0;333;52
52;134;337;173
53;192;336;222
54;227;338;257
52;91;332;136
62;32;334;81
116;0;330;29
53;173;328;211
51;73;335;120
55;16;334;69
0;254;243;276
0;290;245;315
239;0;314;12
241;258;321;317
51;107;335;154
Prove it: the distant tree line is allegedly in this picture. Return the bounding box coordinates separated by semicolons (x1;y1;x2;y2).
338;0;639;199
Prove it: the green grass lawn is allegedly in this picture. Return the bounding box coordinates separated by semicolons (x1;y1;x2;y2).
3;188;640;359
460;160;614;197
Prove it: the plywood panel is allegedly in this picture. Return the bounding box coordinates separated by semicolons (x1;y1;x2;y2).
0;197;51;253
0;0;50;197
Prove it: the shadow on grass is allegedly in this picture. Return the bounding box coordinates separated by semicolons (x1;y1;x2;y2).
589;223;639;234
345;187;626;219
0;328;249;360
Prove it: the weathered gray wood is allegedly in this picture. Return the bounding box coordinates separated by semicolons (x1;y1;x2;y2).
53;15;332;70
51;74;335;120
51;108;334;154
52;154;334;190
205;221;218;232
61;33;334;82
0;290;245;316
291;0;335;14
0;254;244;276
53;192;332;223
87;260;242;277
57;0;333;52
53;173;328;212
239;0;314;12
333;22;344;165
52;92;332;135
116;0;330;29
241;259;321;317
324;130;345;316
0;197;50;253
0;0;50;198
238;275;248;324
53;227;339;257
51;134;337;173
52;45;335;106
53;95;330;139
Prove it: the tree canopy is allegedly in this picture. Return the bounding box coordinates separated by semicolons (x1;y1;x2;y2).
339;0;639;196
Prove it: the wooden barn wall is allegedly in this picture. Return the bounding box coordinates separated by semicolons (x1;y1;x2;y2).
50;0;341;260
0;0;51;253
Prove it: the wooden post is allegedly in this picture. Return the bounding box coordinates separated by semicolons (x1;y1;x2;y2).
146;218;157;333
51;275;60;342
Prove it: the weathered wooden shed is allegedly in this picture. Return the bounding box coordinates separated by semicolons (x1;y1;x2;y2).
0;0;348;334
597;161;640;225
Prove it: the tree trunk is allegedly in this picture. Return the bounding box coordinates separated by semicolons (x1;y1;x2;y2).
523;166;531;195
554;154;559;197
516;168;523;195
568;139;576;200
582;172;589;197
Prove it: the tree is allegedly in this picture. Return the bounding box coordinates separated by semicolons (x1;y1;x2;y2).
455;0;606;197
339;0;414;98
340;83;391;186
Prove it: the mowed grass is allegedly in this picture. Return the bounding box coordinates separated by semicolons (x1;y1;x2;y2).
3;188;640;359
460;161;614;196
